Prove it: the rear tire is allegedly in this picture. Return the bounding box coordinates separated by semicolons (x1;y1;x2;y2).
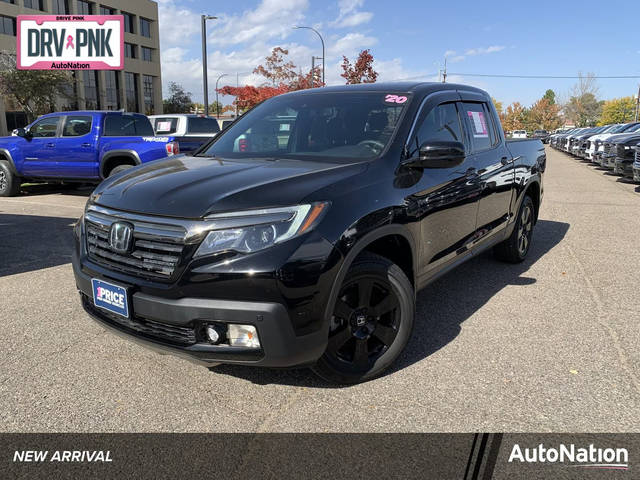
493;195;535;263
312;252;414;384
108;164;134;177
0;160;20;197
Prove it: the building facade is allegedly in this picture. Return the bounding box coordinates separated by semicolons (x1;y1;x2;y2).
0;0;162;135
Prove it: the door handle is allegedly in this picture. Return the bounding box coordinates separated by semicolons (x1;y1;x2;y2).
501;156;513;165
81;143;92;148
46;143;55;148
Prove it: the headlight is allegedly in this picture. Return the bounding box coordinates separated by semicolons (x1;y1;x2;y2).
194;202;329;258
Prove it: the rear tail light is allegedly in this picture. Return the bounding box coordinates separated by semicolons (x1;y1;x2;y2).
166;141;179;156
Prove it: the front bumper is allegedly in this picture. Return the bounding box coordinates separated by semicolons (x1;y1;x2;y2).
613;158;634;178
73;255;328;367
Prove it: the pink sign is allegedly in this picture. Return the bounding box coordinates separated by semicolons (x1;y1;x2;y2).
17;15;124;70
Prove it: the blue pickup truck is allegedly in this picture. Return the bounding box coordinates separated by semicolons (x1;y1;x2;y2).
0;111;178;197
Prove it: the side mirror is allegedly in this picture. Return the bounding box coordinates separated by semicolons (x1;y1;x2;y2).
13;128;31;139
403;140;466;168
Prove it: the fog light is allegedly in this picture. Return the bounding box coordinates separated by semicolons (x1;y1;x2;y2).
228;324;260;349
206;324;225;344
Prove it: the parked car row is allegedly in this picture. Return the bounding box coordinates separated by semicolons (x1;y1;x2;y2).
507;130;550;143
548;122;640;183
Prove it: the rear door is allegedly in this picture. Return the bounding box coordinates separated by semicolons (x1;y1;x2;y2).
459;96;515;248
20;116;61;176
403;92;482;281
55;115;99;178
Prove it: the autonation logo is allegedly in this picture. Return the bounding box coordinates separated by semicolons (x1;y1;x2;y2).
509;443;629;470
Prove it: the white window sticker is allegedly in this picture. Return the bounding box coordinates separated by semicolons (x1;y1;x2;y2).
468;111;488;138
156;121;172;132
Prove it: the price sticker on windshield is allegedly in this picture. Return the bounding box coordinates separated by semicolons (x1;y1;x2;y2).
385;94;408;104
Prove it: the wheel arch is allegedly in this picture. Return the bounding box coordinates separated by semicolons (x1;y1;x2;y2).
523;179;541;223
100;150;141;178
322;225;417;326
0;149;18;175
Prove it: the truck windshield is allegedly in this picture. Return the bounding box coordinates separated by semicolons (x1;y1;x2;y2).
199;92;410;162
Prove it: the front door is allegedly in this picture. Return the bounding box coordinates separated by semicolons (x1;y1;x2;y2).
20;116;61;176
400;94;482;283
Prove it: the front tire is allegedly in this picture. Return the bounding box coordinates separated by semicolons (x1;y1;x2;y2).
493;195;535;263
312;252;414;384
0;160;20;197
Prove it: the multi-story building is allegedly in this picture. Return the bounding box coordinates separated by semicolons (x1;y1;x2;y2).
0;0;162;135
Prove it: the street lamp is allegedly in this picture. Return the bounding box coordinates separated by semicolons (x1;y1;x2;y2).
293;26;325;86
215;73;228;118
201;15;218;116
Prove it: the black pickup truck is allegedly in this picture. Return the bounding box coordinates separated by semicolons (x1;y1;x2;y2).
73;82;546;383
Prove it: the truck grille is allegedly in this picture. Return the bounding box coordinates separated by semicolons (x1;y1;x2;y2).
82;294;197;346
604;143;613;155
85;209;188;281
635;148;640;163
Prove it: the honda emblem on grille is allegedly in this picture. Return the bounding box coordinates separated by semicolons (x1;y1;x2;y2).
109;222;133;254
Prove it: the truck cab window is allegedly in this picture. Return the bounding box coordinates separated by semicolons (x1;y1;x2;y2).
29;117;59;138
461;102;495;152
414;102;464;149
62;116;92;137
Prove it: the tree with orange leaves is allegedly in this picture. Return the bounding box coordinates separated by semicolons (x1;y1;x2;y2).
341;49;378;84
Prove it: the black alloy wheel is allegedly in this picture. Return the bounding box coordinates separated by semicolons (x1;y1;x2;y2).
493;195;535;263
517;201;533;257
312;252;414;384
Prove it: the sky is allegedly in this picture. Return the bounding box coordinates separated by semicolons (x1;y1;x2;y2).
156;0;640;108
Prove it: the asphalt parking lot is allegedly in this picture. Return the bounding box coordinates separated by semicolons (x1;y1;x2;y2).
1;147;639;432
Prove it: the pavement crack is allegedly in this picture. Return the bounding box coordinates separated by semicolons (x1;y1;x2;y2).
564;242;640;396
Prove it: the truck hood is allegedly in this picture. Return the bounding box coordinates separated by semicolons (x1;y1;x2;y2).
92;155;365;218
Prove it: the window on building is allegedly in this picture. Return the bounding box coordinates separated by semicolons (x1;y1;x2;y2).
143;75;154;115
141;47;153;62
104;71;120;110
124;43;136;59
0;16;15;36
51;0;68;14
82;71;100;110
122;12;135;34
76;0;92;14
125;72;138;112
99;5;114;15
1;0;15;4
24;0;45;10
62;116;92;137
60;75;78;111
139;17;151;38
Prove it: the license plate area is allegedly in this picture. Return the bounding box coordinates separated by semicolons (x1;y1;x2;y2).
92;278;129;318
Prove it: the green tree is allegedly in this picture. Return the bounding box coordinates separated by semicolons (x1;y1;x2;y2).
598;96;636;125
543;89;556;105
0;52;72;122
163;82;193;113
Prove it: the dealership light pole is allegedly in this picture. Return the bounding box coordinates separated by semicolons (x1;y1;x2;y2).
293;26;324;85
215;73;228;118
201;15;217;116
